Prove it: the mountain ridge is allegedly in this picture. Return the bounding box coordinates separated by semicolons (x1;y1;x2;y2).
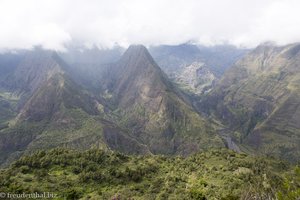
0;44;225;165
201;43;300;161
99;44;223;155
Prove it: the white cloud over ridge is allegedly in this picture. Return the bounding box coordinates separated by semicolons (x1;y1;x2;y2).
0;0;300;50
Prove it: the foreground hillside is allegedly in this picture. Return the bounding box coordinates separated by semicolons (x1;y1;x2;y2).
0;148;299;200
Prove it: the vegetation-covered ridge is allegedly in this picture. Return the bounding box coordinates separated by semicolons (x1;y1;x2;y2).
0;45;225;166
200;43;300;162
0;148;299;200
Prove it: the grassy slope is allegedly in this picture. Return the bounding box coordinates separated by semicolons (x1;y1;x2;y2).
24;108;106;151
0;148;299;200
109;90;224;155
102;45;224;155
0;73;109;166
0;91;18;128
202;44;300;162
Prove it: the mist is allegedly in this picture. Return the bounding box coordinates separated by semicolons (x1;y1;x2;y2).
0;0;300;51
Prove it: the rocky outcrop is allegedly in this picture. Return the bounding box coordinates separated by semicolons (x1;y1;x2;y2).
174;62;216;94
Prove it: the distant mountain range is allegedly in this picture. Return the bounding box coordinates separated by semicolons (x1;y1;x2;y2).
0;44;230;165
0;42;299;165
149;43;249;77
149;44;249;95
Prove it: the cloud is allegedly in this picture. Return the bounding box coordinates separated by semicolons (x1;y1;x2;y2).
0;0;299;50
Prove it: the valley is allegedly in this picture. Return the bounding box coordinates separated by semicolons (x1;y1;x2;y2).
1;0;300;199
0;42;299;199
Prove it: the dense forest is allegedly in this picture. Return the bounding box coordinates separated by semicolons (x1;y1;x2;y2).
0;148;299;199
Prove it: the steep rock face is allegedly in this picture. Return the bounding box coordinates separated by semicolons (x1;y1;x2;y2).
0;50;106;165
149;44;248;96
203;43;300;161
174;62;216;95
101;45;223;155
0;45;225;165
16;73;98;122
107;45;172;108
4;50;63;95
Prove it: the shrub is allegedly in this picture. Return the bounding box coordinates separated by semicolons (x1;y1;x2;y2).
190;188;207;200
19;166;30;174
65;189;82;200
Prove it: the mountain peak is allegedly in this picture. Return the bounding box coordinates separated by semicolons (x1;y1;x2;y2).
6;49;65;95
127;44;148;52
122;44;152;61
115;44;160;74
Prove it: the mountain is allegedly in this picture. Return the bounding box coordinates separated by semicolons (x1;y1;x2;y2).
149;44;249;95
58;45;124;90
99;45;224;154
197;44;251;76
0;45;225;165
0;50;104;165
149;44;202;75
172;62;216;95
149;43;249;77
0;43;299;199
202;43;300;161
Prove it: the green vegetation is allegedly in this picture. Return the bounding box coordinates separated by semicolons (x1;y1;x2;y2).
0;46;226;165
0;91;18;128
24;108;106;151
201;44;300;162
0;148;298;199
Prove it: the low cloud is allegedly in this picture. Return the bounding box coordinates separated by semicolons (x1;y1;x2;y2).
0;0;299;50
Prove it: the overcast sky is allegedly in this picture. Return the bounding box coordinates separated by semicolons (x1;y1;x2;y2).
0;0;300;51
